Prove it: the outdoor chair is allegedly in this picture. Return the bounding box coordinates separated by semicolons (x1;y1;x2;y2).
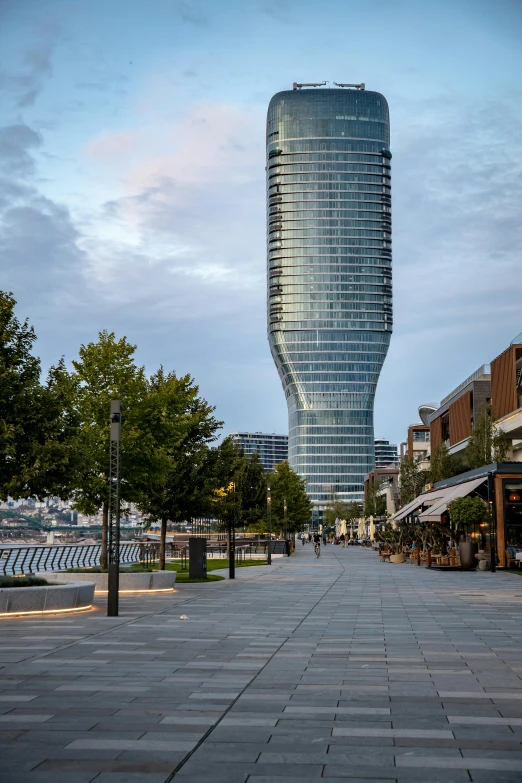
505;550;519;569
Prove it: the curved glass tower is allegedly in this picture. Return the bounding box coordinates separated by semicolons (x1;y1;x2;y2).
266;86;392;510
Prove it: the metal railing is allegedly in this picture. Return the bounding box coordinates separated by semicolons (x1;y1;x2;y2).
0;543;142;576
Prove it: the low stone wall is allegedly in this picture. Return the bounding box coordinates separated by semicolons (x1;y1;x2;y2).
0;581;95;616
38;570;176;593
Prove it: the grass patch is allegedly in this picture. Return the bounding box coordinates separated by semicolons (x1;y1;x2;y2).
125;559;268;574
67;558;267;581
175;573;224;583
0;575;49;588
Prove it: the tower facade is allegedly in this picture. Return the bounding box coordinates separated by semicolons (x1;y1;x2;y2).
266;85;392;508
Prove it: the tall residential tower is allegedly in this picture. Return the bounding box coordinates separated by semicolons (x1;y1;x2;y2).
266;84;392;512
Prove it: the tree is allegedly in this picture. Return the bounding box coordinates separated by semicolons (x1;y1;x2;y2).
236;452;267;530
448;495;487;541
136;369;221;569
399;456;429;505
347;501;362;520
269;460;312;535
207;437;244;525
69;331;150;569
364;477;387;518
466;403;509;469
209;439;267;538
324;494;350;528
430;442;455;483
0;292;79;500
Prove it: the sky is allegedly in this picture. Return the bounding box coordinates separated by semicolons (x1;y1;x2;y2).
0;0;521;447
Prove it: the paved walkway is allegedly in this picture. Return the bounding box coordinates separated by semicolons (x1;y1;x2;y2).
1;545;522;782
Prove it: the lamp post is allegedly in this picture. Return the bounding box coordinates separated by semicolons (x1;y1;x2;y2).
229;481;236;580
107;400;121;617
266;484;272;565
487;471;496;573
283;494;288;542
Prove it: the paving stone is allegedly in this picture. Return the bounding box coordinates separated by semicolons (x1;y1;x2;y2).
3;547;522;782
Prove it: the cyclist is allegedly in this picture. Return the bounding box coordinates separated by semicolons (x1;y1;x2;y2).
313;532;321;557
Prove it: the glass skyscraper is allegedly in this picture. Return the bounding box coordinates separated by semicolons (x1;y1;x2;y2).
266;85;392;510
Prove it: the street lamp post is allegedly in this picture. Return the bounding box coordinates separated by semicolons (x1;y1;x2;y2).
107;400;121;617
267;484;272;565
229;481;236;580
487;471;496;573
283;494;288;544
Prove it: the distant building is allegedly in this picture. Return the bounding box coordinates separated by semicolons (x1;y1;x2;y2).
364;466;400;516
266;84;392;508
430;365;491;458
229;432;288;472
374;438;398;468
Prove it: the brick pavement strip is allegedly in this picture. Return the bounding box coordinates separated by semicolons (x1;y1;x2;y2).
1;547;522;782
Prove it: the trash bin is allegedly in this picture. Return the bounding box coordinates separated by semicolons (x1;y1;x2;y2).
189;537;207;580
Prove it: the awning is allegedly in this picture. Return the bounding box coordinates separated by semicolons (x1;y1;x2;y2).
419;477;486;522
391;491;446;522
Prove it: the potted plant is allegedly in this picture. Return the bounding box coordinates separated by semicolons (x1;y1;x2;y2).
375;524;406;563
448;496;487;570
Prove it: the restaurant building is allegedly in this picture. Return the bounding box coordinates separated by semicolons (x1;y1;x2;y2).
391;333;522;568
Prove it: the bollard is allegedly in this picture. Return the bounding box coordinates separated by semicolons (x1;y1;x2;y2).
417;549;421;567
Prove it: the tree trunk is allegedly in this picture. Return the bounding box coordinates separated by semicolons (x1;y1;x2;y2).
100;501;108;571
159;518;167;571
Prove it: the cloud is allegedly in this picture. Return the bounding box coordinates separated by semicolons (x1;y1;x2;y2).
374;91;522;437
391;92;522;337
83;103;266;306
0;124;42;177
0;21;61;107
176;1;208;26
85;129;141;163
0;103;269;417
259;0;295;23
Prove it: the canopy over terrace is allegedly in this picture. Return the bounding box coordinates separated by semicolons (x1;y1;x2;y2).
391;476;486;524
390;491;445;523
419;477;486;522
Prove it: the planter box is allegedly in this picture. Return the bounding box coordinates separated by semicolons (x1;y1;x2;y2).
38;570;176;593
459;541;478;570
0;581;94;616
389;553;406;564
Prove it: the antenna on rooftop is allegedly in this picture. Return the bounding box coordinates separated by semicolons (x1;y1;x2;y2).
334;82;365;90
292;81;326;90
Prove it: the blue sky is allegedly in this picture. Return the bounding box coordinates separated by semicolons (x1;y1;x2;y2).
1;0;521;447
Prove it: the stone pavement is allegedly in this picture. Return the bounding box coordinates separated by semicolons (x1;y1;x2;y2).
1;545;522;783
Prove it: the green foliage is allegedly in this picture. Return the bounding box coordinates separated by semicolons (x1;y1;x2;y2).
0;292;80;500
70;330;151;517
375;520;452;554
347;501;362;520
269;460;312;534
467;403;509;468
430;442;455;483
399;456;430;505
448;495;487;528
324;495;350;528
135;367;222;568
208;438;268;532
0;575;49;587
364;477;387;518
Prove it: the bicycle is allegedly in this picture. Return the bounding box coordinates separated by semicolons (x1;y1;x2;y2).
315;543;321;558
